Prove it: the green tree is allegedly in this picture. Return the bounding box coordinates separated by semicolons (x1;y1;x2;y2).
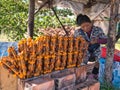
0;0;75;41
0;0;28;41
34;8;75;29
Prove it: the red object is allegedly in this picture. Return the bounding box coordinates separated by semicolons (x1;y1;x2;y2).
101;47;120;62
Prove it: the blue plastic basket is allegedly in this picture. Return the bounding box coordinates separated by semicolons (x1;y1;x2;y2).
99;58;120;88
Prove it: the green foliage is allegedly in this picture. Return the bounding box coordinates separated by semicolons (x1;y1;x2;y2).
34;8;75;37
0;0;28;41
0;0;75;41
34;8;75;30
100;81;119;90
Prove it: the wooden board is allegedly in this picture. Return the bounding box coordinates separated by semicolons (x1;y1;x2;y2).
0;66;17;90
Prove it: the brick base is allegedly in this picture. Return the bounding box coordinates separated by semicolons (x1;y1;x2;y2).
16;65;99;90
75;65;87;84
18;76;55;90
75;79;100;90
51;70;76;90
60;84;74;90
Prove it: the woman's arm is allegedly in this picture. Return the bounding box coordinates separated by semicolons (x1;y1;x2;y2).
90;27;107;44
97;38;107;44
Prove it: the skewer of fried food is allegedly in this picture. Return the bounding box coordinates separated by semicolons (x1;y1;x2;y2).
60;37;67;69
1;58;23;79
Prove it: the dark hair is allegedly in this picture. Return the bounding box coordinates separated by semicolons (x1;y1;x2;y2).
76;14;91;26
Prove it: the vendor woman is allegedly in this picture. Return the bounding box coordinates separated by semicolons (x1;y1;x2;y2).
74;14;107;79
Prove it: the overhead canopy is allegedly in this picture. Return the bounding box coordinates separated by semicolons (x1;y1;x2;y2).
35;0;120;34
35;0;120;21
35;0;110;7
35;0;110;17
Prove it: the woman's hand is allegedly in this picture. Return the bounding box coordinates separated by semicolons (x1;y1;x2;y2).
90;38;98;44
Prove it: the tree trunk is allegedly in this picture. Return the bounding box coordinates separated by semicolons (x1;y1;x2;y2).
105;0;119;82
116;32;120;42
27;0;35;38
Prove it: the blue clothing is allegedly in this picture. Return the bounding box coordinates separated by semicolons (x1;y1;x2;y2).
74;26;107;64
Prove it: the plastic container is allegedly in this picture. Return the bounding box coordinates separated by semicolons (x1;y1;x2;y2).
99;58;120;88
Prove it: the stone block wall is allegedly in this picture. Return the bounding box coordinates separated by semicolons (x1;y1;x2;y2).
0;61;99;90
18;77;55;90
18;65;100;90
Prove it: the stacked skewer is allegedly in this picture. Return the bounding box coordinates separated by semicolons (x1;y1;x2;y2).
0;36;88;79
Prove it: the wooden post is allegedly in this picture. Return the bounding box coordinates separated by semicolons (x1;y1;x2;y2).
116;21;120;42
27;0;35;38
105;0;119;82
